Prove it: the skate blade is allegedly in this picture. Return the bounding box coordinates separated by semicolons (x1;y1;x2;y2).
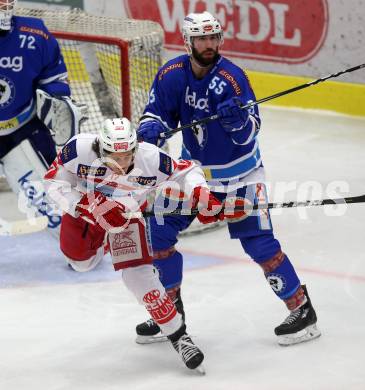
194;364;206;375
135;334;168;344
278;324;321;346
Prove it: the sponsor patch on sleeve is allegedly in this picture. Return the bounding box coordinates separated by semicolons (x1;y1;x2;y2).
159;152;173;175
59;139;77;164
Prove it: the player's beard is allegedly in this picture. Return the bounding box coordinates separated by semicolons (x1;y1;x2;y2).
191;46;219;67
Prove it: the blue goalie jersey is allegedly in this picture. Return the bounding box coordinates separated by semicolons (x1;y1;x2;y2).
142;54;263;190
0;15;70;136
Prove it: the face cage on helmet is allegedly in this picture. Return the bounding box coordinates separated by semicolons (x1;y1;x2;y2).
0;0;16;30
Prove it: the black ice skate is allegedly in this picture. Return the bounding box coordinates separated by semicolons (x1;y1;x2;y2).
135;288;185;344
168;324;205;374
275;285;321;346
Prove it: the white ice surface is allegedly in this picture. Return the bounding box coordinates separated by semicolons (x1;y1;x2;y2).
1;106;365;390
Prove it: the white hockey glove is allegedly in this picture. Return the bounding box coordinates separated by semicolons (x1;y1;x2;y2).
36;89;88;146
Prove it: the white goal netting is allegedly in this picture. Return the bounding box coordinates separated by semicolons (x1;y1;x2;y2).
16;7;164;132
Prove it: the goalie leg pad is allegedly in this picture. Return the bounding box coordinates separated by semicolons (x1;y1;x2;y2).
122;264;182;336
2;138;61;236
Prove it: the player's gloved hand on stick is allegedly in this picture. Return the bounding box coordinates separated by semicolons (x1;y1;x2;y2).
217;96;250;132
191;186;224;224
137;120;166;145
76;191;128;230
222;197;252;221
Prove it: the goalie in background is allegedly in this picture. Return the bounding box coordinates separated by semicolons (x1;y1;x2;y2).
0;0;87;237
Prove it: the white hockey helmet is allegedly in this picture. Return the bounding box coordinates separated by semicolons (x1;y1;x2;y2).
182;11;223;52
0;0;17;31
98;118;137;155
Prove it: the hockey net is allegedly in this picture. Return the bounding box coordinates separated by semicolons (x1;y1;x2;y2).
16;7;164;132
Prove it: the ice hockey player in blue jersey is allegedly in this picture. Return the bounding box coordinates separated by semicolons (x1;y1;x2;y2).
136;11;321;346
0;0;86;237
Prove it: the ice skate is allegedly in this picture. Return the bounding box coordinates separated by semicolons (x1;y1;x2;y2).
136;288;185;344
168;324;205;374
275;285;321;346
135;318;168;344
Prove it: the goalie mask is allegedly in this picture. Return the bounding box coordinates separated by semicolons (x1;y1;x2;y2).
0;0;16;31
182;11;223;55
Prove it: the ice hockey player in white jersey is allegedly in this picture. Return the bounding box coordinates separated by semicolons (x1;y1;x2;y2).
43;117;234;372
0;0;86;236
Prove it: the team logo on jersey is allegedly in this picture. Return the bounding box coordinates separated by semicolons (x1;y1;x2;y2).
111;230;138;255
192;120;208;149
0;76;15;108
159;153;173;175
185;86;209;112
128;175;157;186
0;56;23;72
77;164;107;177
59;139;77;164
267;274;287;294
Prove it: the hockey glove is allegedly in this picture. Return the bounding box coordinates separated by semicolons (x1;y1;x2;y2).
36;89;88;146
137;120;166;145
76;191;128;231
217;96;250;133
191;186;224;224
222;197;252;221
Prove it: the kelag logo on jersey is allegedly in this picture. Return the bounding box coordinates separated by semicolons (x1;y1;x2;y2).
0;56;23;72
0;76;15;108
124;0;328;63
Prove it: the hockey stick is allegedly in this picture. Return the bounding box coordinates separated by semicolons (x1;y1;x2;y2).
136;193;365;219
0;216;48;236
161;63;365;138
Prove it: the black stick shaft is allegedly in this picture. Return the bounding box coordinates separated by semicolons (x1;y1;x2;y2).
140;194;365;218
162;63;365;138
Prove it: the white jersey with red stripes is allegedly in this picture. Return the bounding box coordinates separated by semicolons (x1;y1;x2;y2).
44;133;207;216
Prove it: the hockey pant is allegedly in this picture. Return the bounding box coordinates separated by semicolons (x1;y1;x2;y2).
149;184;302;307
60;213;154;271
0;118;61;237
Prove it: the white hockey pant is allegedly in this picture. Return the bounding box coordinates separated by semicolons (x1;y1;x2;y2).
122;264;182;336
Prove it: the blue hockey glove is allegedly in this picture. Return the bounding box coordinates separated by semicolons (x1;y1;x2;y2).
137;120;166;145
217;96;250;132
